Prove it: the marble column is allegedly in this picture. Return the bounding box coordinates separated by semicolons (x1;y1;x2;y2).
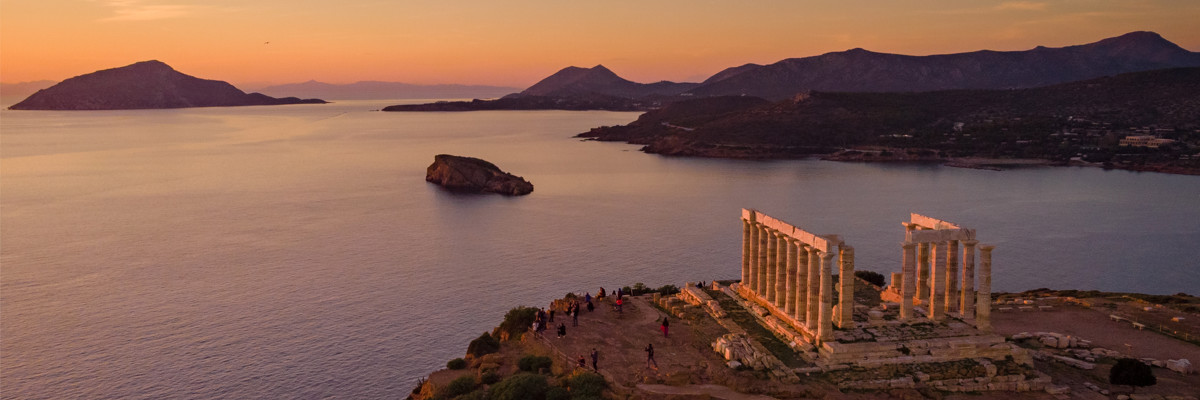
900;242;916;320
929;241;946;321
795;244;809;322
961;240;978;319
749;223;760;295
765;230;778;303
817;251;835;342
806;249;821;331
837;245;855;328
945;240;959;315
976;245;994;331
742;219;751;286
757;225;769;296
774;234;788;308
785;240;799;316
917;242;931;305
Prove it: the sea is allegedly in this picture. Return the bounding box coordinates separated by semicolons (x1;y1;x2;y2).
2;99;1198;399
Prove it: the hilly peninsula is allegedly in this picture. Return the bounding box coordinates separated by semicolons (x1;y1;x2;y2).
8;60;326;110
385;31;1200;112
578;68;1200;174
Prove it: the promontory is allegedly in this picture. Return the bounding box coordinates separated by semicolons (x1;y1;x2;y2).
7;60;326;110
425;155;534;196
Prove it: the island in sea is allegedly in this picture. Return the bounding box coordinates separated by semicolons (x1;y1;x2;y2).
7;60;326;110
406;211;1200;400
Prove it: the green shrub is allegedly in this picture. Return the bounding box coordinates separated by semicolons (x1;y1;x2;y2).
489;373;549;400
545;386;570;400
466;332;500;357
447;358;467;370
855;270;887;287
566;370;607;399
518;355;553;373
480;370;501;385
656;284;680;295
439;375;477;399
456;389;487;400
495;306;538;340
1110;358;1156;392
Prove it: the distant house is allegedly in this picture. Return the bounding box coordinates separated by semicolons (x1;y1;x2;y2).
1119;135;1176;148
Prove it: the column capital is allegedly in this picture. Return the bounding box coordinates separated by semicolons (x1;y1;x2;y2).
903;222;917;231
841;244;854;252
902;242;917;249
979;244;995;251
821;251;834;261
962;239;979;247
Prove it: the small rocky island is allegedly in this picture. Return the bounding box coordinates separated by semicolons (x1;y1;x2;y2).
8;60;326;110
425;155;533;196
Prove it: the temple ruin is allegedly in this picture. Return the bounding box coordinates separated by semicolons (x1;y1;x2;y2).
729;209;1027;369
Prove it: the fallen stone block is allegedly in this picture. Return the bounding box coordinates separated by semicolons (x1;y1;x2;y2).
1166;359;1193;375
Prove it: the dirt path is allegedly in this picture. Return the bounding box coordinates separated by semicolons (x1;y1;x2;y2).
991;304;1200;362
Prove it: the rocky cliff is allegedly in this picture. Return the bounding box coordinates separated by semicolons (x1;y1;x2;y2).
8;60;326;110
425;155;533;196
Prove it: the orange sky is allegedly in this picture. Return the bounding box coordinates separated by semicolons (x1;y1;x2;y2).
2;0;1198;88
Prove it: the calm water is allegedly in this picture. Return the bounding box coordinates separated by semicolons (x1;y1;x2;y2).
2;100;1198;399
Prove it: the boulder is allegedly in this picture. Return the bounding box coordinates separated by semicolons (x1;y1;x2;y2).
425;154;534;195
1166;359;1193;375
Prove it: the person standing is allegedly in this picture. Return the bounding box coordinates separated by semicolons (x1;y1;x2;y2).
660;316;669;338
590;348;599;371
572;303;580;327
645;343;658;370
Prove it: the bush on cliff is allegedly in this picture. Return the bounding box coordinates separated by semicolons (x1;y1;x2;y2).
438;375;477;399
855;270;886;287
446;358;467;370
518;355;553;373
565;370;607;400
545;386;570;400
495;306;538;341
489;373;549;400
466;332;500;357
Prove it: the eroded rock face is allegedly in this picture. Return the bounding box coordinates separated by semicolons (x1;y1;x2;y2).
425;154;533;196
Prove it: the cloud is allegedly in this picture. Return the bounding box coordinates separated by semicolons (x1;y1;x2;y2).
995;1;1048;11
95;0;196;21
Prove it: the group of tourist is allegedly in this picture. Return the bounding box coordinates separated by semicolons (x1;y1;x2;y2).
551;286;676;374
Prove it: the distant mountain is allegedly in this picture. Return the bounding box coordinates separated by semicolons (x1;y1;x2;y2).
580;67;1200;158
256;80;520;100
518;65;698;98
689;31;1200;99
9;61;326;110
1;80;57;99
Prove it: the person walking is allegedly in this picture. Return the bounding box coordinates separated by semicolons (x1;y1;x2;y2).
645;343;658;370
660;316;669;338
590;348;599;371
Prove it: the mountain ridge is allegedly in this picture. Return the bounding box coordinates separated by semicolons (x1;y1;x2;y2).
9;61;326;110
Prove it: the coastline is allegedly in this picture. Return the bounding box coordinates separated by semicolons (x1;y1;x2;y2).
408;285;1200;400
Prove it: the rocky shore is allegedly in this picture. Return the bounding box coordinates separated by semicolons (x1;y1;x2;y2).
408;284;1200;400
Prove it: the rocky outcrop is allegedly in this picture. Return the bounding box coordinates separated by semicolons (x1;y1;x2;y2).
8;60;326;110
425;154;533;196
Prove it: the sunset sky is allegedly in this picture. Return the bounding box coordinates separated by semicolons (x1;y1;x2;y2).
2;0;1198;88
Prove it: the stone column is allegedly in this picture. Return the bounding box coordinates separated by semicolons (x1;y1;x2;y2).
961;240;978;319
795;244;809;322
784;240;798;314
890;272;902;293
917;242;930;305
774;234;788;308
976;245;994;331
742;219;751;286
900;242;916;320
765;230;778;303
945;240;959;315
929;241;946;321
806;249;821;331
749;223;760;295
837;245;855;328
757;225;769;296
817;251;835;343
